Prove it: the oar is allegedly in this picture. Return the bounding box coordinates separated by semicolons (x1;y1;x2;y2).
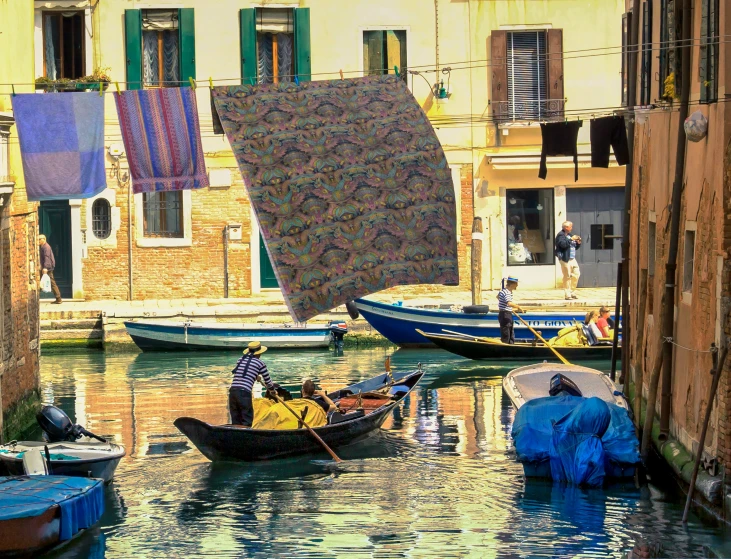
511;310;571;366
271;392;342;463
440;329;493;343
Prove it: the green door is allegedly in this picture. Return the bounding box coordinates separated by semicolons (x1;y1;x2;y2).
259;235;278;289
39;201;72;299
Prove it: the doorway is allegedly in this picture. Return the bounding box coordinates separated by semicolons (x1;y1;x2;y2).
259;235;278;289
39;201;72;299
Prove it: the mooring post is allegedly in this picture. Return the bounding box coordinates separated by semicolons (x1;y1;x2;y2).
471;217;483;306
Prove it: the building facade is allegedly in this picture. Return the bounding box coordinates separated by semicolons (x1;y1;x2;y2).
0;1;41;439
30;0;624;300
624;0;730;514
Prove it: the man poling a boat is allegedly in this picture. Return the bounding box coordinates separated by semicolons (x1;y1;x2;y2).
497;276;525;345
229;341;278;427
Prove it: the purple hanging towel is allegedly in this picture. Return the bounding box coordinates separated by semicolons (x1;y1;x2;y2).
11;93;106;201
115;88;209;193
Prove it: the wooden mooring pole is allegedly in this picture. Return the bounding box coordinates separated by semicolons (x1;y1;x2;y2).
471;218;483;306
610;262;622;382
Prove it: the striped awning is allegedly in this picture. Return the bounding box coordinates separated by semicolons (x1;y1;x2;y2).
34;1;89;9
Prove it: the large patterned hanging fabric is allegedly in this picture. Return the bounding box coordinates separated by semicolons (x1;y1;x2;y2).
212;75;459;322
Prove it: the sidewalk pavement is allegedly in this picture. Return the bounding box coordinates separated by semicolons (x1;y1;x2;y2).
40;287;617;320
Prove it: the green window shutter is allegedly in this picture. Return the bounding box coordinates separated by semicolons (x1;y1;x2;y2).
179;8;196;84
124;9;142;90
294;8;311;82
240;8;257;84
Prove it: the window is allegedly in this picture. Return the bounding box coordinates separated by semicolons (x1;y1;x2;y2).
640;1;653;105
256;9;295;84
91;199;111;240
700;0;719;103
648;221;656;276
142;10;179;87
363;30;407;83
683;230;695;292
491;30;564;122
124;8;196;91
658;0;671;98
590;224;614;250
143;191;183;238
506;189;554;266
621;12;631;106
43;11;85;80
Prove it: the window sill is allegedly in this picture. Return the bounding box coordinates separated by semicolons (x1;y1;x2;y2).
681;291;692;305
137;236;192;248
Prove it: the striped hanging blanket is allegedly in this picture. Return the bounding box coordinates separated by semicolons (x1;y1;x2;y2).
115;87;208;193
212;75;459;322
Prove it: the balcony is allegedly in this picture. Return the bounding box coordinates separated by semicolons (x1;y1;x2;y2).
492;99;565;125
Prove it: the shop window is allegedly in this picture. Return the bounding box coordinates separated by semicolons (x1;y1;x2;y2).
506;189;554;266
91;199;111;240
256;8;295;84
43;11;85;80
491;29;564;121
142;10;179;87
683;230;695;292
363;30;407;83
590;224;614;250
143;191;183;238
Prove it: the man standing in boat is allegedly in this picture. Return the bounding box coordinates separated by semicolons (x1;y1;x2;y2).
229;341;277;427
555;221;582;300
497;277;525;344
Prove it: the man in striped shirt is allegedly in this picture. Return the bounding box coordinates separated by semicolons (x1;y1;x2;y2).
497;276;525;344
229;341;277;427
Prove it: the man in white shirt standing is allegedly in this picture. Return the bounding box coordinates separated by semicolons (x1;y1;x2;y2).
555;221;582;300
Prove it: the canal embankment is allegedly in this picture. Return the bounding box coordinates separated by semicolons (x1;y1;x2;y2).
38;287;617;351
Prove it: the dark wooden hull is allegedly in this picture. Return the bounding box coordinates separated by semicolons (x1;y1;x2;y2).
0;505;60;557
420;331;616;361
175;370;423;461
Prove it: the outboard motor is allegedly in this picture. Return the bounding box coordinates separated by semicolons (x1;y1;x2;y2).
329;321;348;351
548;373;583;398
36;405;107;443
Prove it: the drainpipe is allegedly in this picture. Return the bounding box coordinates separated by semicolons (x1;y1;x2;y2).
659;0;692;440
619;0;641;385
223;225;229;298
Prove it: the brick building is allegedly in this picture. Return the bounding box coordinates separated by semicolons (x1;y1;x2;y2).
623;0;731;515
0;1;41;439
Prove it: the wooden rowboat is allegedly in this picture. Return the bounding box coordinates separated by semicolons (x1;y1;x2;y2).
416;329;616;361
174;369;424;462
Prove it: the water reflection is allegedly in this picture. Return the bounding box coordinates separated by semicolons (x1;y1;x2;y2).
35;349;730;558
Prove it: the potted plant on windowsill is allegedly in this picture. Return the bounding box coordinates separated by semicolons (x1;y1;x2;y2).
76;68;112;91
35;77;76;91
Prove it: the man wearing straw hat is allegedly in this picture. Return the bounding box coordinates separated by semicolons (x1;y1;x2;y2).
229;341;277;427
497;276;525;344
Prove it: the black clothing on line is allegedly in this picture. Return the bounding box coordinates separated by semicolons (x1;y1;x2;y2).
539;121;583;182
211;89;224;135
498;310;515;345
590;116;630;168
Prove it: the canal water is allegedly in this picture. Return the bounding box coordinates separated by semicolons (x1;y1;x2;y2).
33;348;730;558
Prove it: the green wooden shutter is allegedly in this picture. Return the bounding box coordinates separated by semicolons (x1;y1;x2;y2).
178;8;196;85
124;9;142;90
239;8;257;84
294;8;311;82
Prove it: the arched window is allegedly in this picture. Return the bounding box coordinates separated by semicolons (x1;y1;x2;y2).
92;198;112;240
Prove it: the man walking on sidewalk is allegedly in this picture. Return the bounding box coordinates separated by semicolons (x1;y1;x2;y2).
39;234;62;304
555;221;581;300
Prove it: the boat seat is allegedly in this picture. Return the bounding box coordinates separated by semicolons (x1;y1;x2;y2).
21;448;49;476
582;325;598;346
338;393;392;413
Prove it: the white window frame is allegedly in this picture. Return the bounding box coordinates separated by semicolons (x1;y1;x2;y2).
85;189;120;248
134;189;192;247
34;2;93;81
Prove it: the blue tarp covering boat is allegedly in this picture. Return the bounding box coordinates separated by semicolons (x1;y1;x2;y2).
354;298;592;347
0;475;104;555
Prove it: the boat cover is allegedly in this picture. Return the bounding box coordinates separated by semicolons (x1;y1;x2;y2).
252;398;327;430
0;476;104;541
512;394;640;486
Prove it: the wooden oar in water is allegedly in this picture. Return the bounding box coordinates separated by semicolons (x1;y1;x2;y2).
511;310;571;366
270;393;342;463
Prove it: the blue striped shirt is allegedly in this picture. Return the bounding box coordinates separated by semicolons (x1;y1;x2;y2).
497;288;513;311
230;355;274;392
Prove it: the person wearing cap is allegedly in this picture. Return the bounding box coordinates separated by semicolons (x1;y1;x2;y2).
229;341;277;427
497;277;525;344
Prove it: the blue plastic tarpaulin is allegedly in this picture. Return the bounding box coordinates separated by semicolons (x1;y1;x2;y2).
512;393;640;486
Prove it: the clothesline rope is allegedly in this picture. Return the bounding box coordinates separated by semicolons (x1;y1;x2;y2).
663;337;717;354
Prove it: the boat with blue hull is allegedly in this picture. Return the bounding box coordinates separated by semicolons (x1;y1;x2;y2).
125;319;341;351
354;298;591;348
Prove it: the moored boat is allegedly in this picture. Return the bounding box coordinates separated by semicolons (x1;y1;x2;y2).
354;298;592;347
0;475;104;557
503;363;640;485
175;369;424;462
124;319;345;351
417;330;616;360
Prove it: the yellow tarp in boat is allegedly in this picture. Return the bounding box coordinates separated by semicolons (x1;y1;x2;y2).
251;398;327;430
